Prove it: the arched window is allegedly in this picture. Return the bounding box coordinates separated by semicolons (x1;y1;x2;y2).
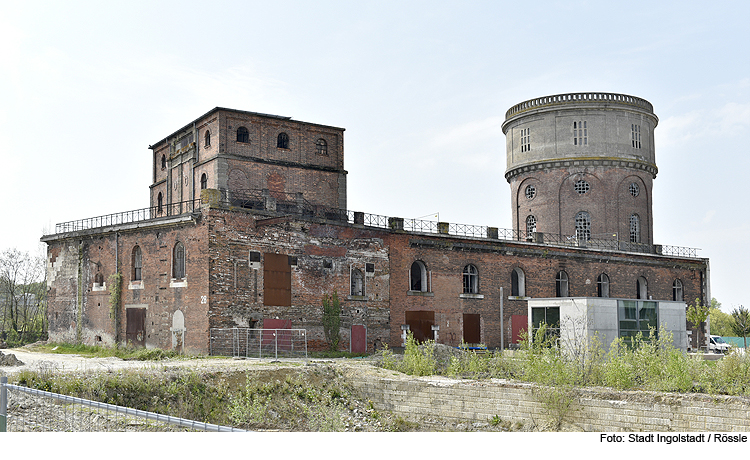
463;264;478;294
132;246;142;282
597;273;610;298
410;261;427;292
161;154;166;170
157;192;163;214
204;130;211;147
277;132;289;149
200;173;207;190
673;279;683;302
173;242;186;279
236;127;249;143
511;267;525;297
316;138;328;155
630;214;640;243
94;272;104;287
526;215;537;235
575;211;591;241
637;276;648;299
351;268;364;296
556;270;569;297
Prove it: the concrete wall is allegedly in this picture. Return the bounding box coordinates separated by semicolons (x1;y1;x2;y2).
344;366;750;431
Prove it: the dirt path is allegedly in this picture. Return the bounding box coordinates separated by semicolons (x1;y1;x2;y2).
0;346;330;378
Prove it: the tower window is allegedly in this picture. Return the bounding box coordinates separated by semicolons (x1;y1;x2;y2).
556;271;569;297
410;261;428;292
463;264;478;294
316;138;328;155
575;211;591;241
573;121;587;146
132;246;142;282
520;128;531;152
526;215;537;235
511;267;525;297
200;173;207;190
630;214;640;243
637;276;648;299
631;124;641;149
351;268;365;296
157;192;163;214
204;130;211;147
173;242;186;279
574;179;590;195
237;127;249;143
277;132;289;149
161;154;166;170
597;273;610;298
673;279;683;302
629;182;640;197
525;184;536;200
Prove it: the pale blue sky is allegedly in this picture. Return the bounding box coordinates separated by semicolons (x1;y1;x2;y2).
2;0;748;310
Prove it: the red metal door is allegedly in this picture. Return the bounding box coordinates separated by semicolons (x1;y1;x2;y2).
263;253;291;306
126;308;146;347
512;315;528;344
405;311;435;342
463;313;481;344
351;325;367;353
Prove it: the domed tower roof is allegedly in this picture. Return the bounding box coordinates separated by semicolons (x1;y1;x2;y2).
502;92;659;247
502;92;659;182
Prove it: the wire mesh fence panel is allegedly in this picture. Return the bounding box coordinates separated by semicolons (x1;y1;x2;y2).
210;328;308;359
0;378;244;432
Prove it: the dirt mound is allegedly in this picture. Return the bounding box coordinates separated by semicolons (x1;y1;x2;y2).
0;350;24;366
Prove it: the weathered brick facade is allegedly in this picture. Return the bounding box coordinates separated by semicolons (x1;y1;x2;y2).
42;94;711;354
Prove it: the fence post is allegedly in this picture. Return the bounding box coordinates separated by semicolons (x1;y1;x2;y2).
1;376;7;432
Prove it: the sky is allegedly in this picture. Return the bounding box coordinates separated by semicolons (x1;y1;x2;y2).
1;0;748;311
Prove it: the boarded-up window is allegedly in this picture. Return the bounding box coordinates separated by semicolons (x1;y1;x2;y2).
264;253;291;306
405;310;435;343
463;313;481;344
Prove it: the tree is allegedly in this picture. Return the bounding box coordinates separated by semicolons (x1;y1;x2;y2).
322;291;341;351
708;298;734;337
686;298;709;351
730;305;750;350
0;248;47;346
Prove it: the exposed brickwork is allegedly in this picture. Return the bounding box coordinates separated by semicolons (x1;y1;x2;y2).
149;108;347;211
43;101;711;355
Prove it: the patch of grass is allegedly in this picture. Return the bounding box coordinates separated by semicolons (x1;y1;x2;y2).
34;342;186;361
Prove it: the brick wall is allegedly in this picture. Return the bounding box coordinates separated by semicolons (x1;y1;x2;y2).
343;366;750;431
386;230;706;349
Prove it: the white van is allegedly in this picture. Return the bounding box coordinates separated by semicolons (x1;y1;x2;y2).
709;335;731;354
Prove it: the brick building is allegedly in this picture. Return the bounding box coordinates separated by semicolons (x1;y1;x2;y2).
42;94;710;354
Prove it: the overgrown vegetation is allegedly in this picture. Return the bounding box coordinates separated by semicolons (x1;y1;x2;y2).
378;323;750;397
11;364;407;431
730;305;750;349
321;291;341;351
13;365;232;423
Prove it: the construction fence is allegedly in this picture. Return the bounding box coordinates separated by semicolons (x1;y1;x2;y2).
0;376;244;432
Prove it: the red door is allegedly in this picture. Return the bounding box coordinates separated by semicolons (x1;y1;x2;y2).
351;325;367;353
512;315;528;344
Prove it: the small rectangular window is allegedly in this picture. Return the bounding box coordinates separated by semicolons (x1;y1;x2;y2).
249;251;261;262
323;260;332;269
631;124;642;149
366;263;375;273
288;255;298;266
573;121;587;146
520;127;531;152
